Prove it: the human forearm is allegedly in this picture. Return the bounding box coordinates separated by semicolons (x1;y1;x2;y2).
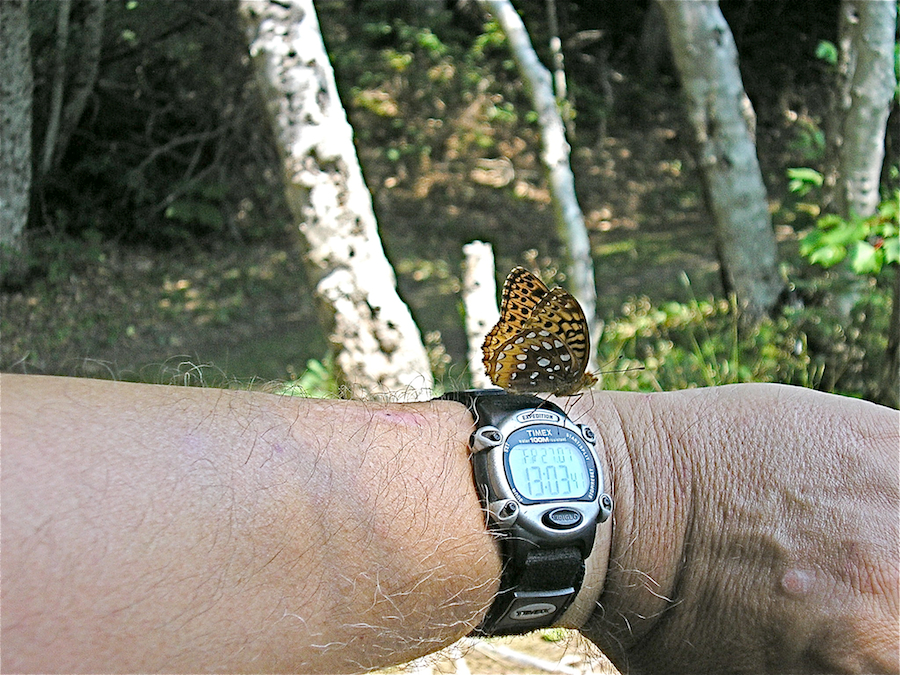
1;375;500;673
3;375;897;674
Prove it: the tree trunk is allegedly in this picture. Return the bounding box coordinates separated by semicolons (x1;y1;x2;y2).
478;0;600;366
881;266;900;408
0;0;33;283
830;0;897;219
40;0;72;179
54;0;106;174
241;0;432;400
658;0;783;321
462;240;500;389
824;0;897;402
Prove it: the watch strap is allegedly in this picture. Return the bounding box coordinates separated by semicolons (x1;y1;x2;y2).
438;389;588;636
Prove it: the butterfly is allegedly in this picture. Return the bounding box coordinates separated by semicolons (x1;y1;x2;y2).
482;267;597;396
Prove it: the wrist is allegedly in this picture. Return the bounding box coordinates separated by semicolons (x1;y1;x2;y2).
439;390;615;635
556;407;615;627
559;391;673;650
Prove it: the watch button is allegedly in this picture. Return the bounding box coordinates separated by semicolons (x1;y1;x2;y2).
543;507;583;530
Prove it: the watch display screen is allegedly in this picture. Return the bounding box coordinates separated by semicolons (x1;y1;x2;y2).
507;438;591;501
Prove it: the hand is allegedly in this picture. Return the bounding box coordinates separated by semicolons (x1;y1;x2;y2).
571;384;899;674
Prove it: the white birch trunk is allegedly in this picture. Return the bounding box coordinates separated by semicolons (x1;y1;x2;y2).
242;0;432;400
462;241;500;389
658;0;783;320
0;0;33;275
478;0;600;364
831;0;897;405
834;0;896;218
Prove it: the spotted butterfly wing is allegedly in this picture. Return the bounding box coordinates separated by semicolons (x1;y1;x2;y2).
482;266;549;357
482;268;597;396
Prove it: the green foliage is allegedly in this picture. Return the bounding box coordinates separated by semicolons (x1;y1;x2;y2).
32;0;290;247
319;3;535;182
596;280;892;401
163;182;229;238
800;197;899;275
788;159;899;278
815;40;838;67
539;628;569;643
786;167;824;196
28;229;107;285
598;295;753;392
785;118;826;165
278;357;339;399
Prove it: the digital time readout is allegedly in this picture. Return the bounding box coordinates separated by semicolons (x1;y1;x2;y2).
507;441;590;500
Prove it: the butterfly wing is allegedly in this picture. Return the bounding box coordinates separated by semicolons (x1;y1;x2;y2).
484;286;597;396
482;267;549;360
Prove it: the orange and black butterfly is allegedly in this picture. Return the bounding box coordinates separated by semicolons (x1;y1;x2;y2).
482;267;596;396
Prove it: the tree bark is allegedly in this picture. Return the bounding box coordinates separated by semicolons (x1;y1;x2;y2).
658;0;783;321
831;0;897;219
54;0;106;174
825;1;897;402
478;0;600;365
462;240;500;389
0;0;33;280
40;0;72;179
882;266;900;409
241;0;432;400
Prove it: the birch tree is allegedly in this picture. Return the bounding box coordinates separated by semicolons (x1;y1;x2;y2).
835;0;897;406
477;0;600;358
827;0;897;219
817;0;897;403
0;0;33;281
242;0;432;400
658;0;783;321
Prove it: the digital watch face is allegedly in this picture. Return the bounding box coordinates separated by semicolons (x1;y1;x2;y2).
504;424;598;504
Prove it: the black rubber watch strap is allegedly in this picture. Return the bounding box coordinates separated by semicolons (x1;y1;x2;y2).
437;389;586;636
439;388;565;426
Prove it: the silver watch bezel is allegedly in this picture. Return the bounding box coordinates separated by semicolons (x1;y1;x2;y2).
472;406;610;548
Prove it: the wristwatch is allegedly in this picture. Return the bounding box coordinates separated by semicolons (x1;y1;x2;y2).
439;389;613;636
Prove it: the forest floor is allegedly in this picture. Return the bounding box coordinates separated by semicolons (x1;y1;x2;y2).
3;95;798;386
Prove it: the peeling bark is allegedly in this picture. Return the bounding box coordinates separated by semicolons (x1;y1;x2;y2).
242;0;432;399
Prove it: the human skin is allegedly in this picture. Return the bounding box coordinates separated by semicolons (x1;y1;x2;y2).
1;374;897;673
572;385;899;674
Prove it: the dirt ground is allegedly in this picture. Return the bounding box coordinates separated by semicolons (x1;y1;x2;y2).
0;98;737;385
395;632;621;675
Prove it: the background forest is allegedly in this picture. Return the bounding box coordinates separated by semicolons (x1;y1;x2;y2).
1;0;898;407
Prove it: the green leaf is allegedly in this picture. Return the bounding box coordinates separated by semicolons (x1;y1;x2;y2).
849;241;880;275
883;237;900;265
814;213;845;231
815;40;838;66
787;167;823;185
816;213;867;247
807;244;846;267
799;228;826;256
787;167;823;195
878;192;899;223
